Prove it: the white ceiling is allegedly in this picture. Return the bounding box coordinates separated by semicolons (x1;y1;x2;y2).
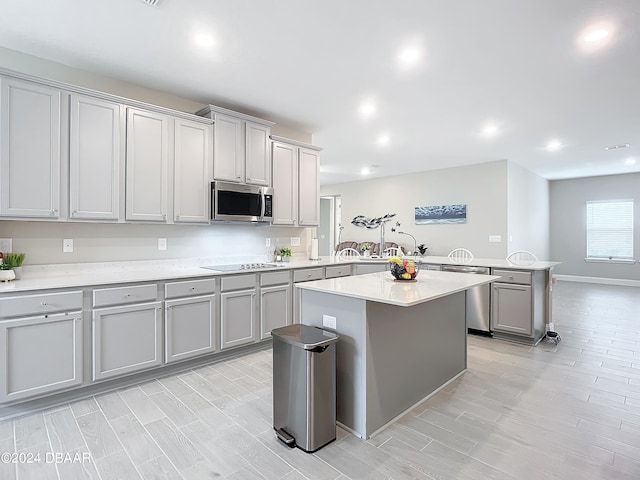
1;0;639;185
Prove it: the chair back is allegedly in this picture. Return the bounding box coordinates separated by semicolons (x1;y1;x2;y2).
337;248;361;257
447;248;474;263
382;246;403;257
506;250;538;265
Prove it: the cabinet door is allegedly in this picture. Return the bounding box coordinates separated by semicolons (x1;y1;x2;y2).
165;295;216;363
0;312;82;403
491;283;533;336
69;94;121;220
125;108;169;222
92;301;163;381
260;284;291;340
245;122;270;186
174;119;212;223
271;141;297;225
213;113;243;183
0;77;61;218
298;147;320;226
220;289;256;349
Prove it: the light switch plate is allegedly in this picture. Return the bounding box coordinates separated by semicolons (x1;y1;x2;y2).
0;238;12;254
158;238;167;251
265;238;271;247
323;314;337;329
489;235;502;243
290;237;301;246
63;239;74;253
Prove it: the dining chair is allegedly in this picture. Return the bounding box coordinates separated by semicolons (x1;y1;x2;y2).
382;246;403;257
447;248;474;262
337;248;361;257
506;250;538;264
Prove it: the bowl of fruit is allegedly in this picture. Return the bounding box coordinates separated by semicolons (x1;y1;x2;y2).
388;257;419;281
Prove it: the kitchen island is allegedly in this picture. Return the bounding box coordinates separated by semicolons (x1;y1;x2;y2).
296;270;499;439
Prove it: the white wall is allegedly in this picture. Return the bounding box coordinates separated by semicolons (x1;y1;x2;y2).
321;161;509;258
0;221;310;265
507;162;550;259
550;173;640;280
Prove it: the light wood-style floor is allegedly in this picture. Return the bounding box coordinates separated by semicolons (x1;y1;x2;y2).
1;281;639;479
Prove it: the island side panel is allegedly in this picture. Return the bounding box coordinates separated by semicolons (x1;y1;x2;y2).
364;291;467;436
299;288;368;437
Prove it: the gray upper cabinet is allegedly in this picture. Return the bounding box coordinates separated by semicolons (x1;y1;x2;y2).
271;137;321;227
197;105;273;186
173;118;212;224
271;140;297;225
125;107;169;222
245;121;271;186
0;77;61;218
69;94;122;220
298;147;320;226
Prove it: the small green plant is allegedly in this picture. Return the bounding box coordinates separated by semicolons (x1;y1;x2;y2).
361;242;371;251
0;264;13;270
279;247;292;257
3;253;25;268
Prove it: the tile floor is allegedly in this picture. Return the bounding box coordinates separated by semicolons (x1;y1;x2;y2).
1;280;639;479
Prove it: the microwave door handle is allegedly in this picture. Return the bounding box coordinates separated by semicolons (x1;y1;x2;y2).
260;191;265;219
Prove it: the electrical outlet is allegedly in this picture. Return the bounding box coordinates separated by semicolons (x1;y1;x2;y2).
488;235;502;243
323;314;337;329
158;238;167;251
265;238;271;247
63;239;74;253
0;238;12;254
290;237;300;246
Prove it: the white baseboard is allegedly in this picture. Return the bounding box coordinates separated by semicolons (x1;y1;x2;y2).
555;274;640;288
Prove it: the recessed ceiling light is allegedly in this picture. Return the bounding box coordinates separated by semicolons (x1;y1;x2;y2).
377;134;390;145
625;158;636;165
482;123;499;137
361;164;379;175
359;102;376;117
194;33;215;48
546;139;563;152
398;48;420;65
578;22;615;51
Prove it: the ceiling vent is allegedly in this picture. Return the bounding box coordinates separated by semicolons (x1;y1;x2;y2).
139;0;160;6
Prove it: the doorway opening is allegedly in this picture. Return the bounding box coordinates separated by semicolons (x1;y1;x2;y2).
319;196;341;256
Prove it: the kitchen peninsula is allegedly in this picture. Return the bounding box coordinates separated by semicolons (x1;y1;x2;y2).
296;270;499;439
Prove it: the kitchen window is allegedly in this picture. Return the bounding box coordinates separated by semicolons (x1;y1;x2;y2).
586;200;634;262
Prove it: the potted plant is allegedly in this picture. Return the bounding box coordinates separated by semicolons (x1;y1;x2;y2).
3;253;25;279
279;247;292;262
0;263;15;282
361;242;371;257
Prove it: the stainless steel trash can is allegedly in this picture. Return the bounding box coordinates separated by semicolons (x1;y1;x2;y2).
272;324;339;453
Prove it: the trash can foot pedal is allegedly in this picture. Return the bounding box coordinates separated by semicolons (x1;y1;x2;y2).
275;428;296;447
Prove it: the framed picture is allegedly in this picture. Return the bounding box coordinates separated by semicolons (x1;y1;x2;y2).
415;204;467;224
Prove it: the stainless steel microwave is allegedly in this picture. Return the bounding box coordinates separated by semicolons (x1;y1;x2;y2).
211;181;273;222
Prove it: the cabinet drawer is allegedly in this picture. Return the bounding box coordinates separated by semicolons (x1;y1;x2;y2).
293;268;324;283
221;274;257;292
165;279;216;299
0;291;83;318
260;270;290;287
325;265;351;279
491;269;532;285
93;284;158;307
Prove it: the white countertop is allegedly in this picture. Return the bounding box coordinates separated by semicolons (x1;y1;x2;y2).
355;256;560;270
0;254;557;294
296;270;500;307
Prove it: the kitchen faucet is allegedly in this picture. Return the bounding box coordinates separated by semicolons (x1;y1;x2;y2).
391;223;417;256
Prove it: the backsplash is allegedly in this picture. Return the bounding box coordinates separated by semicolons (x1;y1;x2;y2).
0;221;313;266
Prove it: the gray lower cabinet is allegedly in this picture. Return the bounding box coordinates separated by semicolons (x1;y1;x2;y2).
92;301;163;381
165;295;216;363
259;284;291;340
220;289;256;349
491;283;532;336
352;263;387;275
0;312;83;403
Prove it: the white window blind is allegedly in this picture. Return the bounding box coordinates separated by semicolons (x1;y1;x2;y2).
586;200;634;259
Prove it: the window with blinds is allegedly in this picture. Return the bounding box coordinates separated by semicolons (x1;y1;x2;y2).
586;200;634;260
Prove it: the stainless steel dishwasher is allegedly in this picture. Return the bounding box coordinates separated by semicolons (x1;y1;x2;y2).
441;265;491;335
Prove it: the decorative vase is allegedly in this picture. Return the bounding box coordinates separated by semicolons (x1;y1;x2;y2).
13;266;22;280
364;251;370;257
